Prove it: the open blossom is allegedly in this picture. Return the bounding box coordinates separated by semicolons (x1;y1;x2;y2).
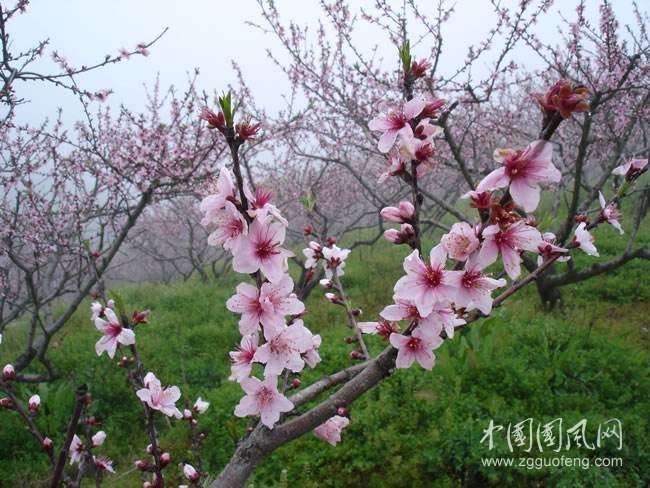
537;232;570;266
303;333;322;368
254;320;314;376
380;298;442;336
368;98;426;152
389;327;443;370
477;222;543;280
441;222;480;261
302;241;322;269
358;319;399;340
229;334;258;382
231;218;293;283
574;223;599;256
476;140;560;212
226;276;304;336
314;415;350;446
69;435;84;465
448;259;506;315
136;372;182;419
322;245;351;278
612;158;648;180
378;153;407;182
598;192;623;234
200;167;236;226
93;456;115;473
234;375;294;428
394;245;458;317
244;185;287;225
206;201;248;250
93;308;135;359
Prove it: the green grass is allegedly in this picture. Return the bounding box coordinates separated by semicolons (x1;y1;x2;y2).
0;218;648;487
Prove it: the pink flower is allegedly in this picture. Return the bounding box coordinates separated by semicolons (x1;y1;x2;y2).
378;153;407;183
448;259;506;315
69;435;84;465
94;308;135;359
477;222;543;280
537;232;570;266
380;298;442;335
226;276;304;336
193;397;210;414
598;192;623;234
229;334;258;382
369;98;426;152
573;223;599;256
303;333;322;368
93;456;115;473
612;158;648;179
394;245;458;317
322;245;351;279
314;415;350;446
244;185;287;225
200;167;236;226
380;201;415;223
383;223;415;245
28;394;40;411
136;372;182;419
476;140;560;212
206;201;248;250
389;328;443;370
183;463;200;482
441;222;480;261
234;376;294;428
91;430;106;447
302;241;322;269
231;218;293;283
91;302;103;320
358;320;399;340
2;364;15;380
254;320;314;376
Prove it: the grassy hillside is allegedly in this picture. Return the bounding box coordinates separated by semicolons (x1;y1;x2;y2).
0;221;648;487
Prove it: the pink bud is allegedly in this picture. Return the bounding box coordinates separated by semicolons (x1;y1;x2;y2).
160;452;171;466
290;378;301;389
28;394;41;412
106;299;115;309
325;293;341;304
2;364;15;380
183;463;199;482
337;407;348;417
183;409;193;420
85;416;98;426
326;236;337;246
198;432;206;441
351;308;363;317
0;397;13;408
43;437;54;450
135;459;149;471
380;201;415;223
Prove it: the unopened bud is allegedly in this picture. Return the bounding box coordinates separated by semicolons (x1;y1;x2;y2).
183;463;200;482
28;394;41;412
198;432;206;441
43;437;54;450
344;336;355;344
135;459;149;471
326;236;337;246
574;214;588;223
183;409;193;420
290;378;301;389
337;407;348;417
160;452;171;467
305;269;314;282
2;364;15;380
118;356;129;368
106;299;115;309
349;350;363;360
351;308;363;317
303;225;313;235
0;397;13;408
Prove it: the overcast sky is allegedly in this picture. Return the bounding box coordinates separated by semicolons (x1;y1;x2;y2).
7;0;641;127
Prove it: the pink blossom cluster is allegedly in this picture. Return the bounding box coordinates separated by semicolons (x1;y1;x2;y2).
201;166;322;429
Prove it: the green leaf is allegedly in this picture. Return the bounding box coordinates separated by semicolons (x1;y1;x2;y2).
218;91;234;128
399;39;412;74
